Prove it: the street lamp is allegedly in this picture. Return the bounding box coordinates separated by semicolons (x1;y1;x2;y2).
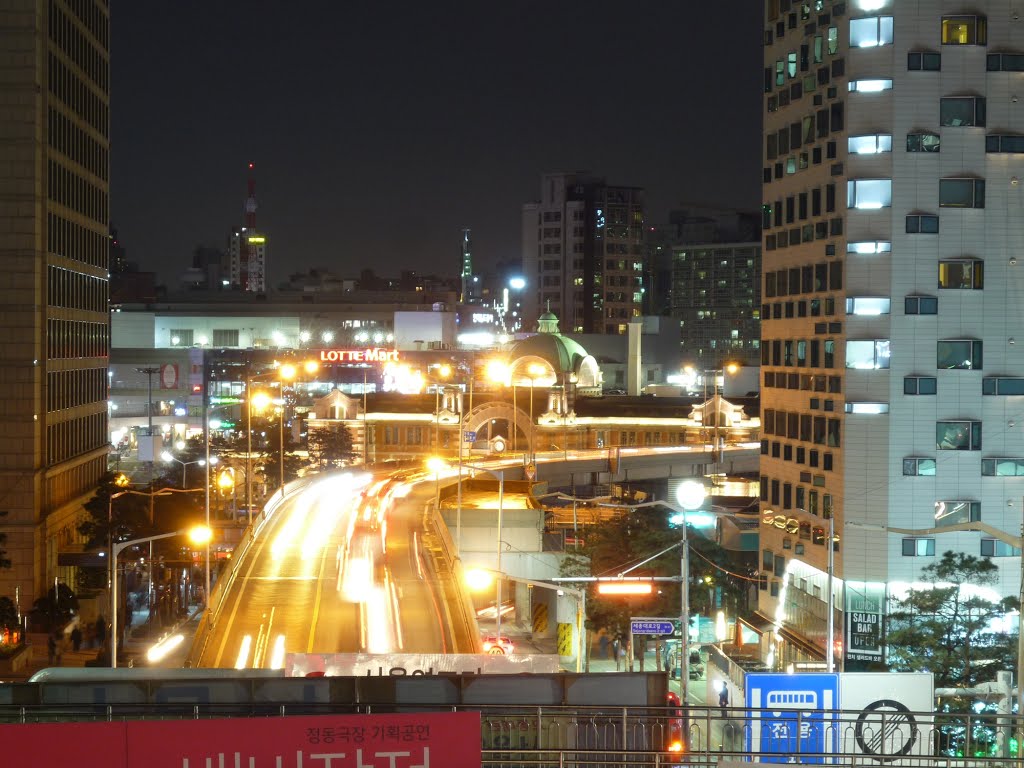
160;451;207;487
247;390;272;526
426;456;445;510
108;525;211;668
429;363;452;454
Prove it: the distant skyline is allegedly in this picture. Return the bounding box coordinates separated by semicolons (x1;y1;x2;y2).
111;2;763;288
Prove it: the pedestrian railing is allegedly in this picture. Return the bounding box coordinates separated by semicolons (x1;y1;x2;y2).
0;700;1019;765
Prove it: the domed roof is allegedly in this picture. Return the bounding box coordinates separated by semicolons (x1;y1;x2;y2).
507;312;600;389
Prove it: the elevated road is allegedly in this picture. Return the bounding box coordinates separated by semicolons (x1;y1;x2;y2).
187;471;478;668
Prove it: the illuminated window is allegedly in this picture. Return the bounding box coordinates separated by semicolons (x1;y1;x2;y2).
847;179;892;209
847;241;891;254
848;79;893;92
844;402;889;414
846;339;890;369
941;16;986;45
849;16;894;48
848;134;892;154
938;259;983;289
846;297;890;315
937;339;982;370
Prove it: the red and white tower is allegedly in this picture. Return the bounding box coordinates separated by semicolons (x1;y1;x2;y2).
229;162;267;292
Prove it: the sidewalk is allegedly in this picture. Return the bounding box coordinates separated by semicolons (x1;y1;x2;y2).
9;603;205;682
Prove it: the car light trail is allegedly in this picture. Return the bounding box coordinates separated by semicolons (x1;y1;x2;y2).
235;635;253;669
269;634;287;670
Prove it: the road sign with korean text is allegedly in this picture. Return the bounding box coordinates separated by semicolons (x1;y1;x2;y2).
630;617;676;635
746;672;839;763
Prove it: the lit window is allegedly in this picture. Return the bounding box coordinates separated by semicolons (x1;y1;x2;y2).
847;241;891;254
937;339;982;370
904;376;937;395
902;538;935;557
846;297;890;315
849;16;894;48
848;134;892;154
934;500;980;526
844;402;889;414
907;133;940;152
941;16;987;45
848;79;893;92
981;458;1024;476
938;259;983;289
847;179;892;209
845;339;891;369
936;421;982;451
940;97;986;127
903;458;936;476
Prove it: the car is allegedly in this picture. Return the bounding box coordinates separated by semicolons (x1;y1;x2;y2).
481;636;514;655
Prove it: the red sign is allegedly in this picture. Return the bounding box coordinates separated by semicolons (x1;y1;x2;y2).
320;348;400;364
5;712;480;768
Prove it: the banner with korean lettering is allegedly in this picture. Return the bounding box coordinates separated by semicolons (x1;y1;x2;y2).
3;712;480;768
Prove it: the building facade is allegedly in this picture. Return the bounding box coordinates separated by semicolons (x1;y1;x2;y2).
671;241;762;372
0;1;111;606
522;172;645;335
761;0;1023;667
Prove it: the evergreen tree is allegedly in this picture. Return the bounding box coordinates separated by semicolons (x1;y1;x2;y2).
307;425;355;469
887;551;1018;692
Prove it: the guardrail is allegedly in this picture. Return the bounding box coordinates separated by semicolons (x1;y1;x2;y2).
0;701;1018;765
420;496;481;654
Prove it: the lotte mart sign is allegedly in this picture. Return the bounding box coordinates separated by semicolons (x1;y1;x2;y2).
4;711;480;767
320;347;401;364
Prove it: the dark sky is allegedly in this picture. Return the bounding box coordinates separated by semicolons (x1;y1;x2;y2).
111;2;763;287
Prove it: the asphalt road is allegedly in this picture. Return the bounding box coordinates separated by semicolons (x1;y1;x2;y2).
189;470;474;669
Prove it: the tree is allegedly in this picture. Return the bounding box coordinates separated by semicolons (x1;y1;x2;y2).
307;425;355;469
886;551;1018;692
0;596;17;632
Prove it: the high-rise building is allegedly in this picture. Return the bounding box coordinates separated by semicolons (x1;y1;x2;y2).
522;172;645;334
0;1;111;606
228;164;266;292
760;0;1022;668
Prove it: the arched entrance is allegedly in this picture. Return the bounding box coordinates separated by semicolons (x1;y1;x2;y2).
463;400;533;454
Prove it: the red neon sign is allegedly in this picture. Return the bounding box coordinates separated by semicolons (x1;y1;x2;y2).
320;348;400;364
6;711;481;768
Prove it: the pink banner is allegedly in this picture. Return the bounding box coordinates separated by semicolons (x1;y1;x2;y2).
5;712;480;768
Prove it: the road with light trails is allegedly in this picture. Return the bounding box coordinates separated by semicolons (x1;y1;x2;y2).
187;470;479;669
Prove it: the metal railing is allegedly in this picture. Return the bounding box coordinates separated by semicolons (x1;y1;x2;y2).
0;701;1018;766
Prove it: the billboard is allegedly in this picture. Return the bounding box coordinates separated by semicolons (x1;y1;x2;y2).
5;712;480;768
839;672;934;764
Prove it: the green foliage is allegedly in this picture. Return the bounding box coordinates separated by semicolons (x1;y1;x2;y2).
887;551;1018;692
79;472;152;550
307;425;355;469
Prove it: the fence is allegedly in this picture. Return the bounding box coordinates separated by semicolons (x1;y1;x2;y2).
0;700;1019;766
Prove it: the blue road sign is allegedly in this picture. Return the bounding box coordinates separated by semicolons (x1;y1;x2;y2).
746;672;839;763
630;618;675;636
463;430;477;443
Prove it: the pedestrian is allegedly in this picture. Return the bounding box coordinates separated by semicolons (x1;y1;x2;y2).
70;625;82;651
612;638;622;670
719;684;729;711
598;633;609;661
95;615;107;648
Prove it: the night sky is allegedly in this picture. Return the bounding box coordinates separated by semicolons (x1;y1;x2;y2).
111;2;763;287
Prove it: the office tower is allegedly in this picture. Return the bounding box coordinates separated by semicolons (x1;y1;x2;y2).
760;0;1023;668
522;172;645;334
0;1;111;606
228;163;266;292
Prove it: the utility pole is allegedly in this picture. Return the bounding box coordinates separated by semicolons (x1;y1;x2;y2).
136;367;160;522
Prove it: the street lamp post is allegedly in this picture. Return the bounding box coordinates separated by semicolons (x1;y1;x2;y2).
160;452;206;488
525;362;545;463
109;526;211;668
